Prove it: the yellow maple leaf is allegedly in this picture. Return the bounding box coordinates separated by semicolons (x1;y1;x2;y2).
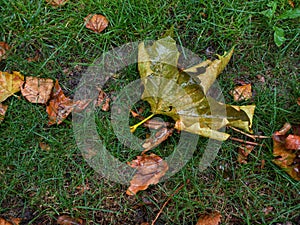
0;71;24;102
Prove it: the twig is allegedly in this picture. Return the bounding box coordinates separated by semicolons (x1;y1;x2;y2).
228;126;270;140
229;137;262;146
151;180;189;225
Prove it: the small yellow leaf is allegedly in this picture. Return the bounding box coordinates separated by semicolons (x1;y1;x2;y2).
0;71;24;102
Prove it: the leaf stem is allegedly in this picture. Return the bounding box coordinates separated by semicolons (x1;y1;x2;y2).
130;113;155;133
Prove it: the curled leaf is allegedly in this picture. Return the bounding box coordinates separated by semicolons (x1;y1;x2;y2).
0;71;24;102
21;76;54;104
84;14;108;33
126;153;168;195
0;42;10;61
0;103;8;124
272;124;300;180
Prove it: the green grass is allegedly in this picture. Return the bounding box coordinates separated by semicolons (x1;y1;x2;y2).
1;0;300;224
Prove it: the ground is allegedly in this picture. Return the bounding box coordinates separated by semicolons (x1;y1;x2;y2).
0;0;299;224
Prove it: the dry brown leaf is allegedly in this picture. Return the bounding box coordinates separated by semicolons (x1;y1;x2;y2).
230;83;252;102
27;50;41;62
0;71;24;103
288;0;295;8
262;206;273;215
297;97;300;106
0;217;21;225
46;0;68;6
142;128;174;153
273;123;300;181
57;215;84;225
39;142;50;151
196;211;222;225
0;103;8;123
95;89;110;111
126;153;168;195
143;118;170;130
20;76;54;104
46;80;90;125
0;42;10;61
84;14;108;33
237;144;255;164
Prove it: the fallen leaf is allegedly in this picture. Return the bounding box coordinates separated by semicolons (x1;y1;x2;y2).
297;97;300;106
196;211;222;225
237;144;255;164
230;83;252;102
57;215;84;225
143;118;171;130
20;76;54;104
46;0;68;6
0;42;10;61
84;14;108;33
0;71;24;102
95;89;110;111
142;127;174;153
0;103;8;124
46;80;90;125
262;206;273;215
39;142;50;151
138;37;255;141
126;153;168;195
0;217;21;225
27;50;41;62
273;123;300;180
288;0;295;8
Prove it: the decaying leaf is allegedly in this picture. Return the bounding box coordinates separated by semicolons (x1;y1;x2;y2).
0;217;21;225
0;103;8;124
27;50;41;62
143;118;171;130
196;211;222;225
0;42;10;61
0;71;24;102
138;37;255;141
57;215;84;225
142;127;174;153
297;97;300;106
46;80;90;125
39;142;50;151
126;153;168;195
95;89;110;111
230;83;252;102
84;14;108;33
21;76;54;104
46;0;68;6
237;144;255;164
272;123;300;180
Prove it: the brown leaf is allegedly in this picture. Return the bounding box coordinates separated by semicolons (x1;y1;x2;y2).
196;211;222;225
39;142;50;151
0;42;10;61
142;127;174;152
0;71;24;103
126;153;168;195
27;50;41;62
143;118;170;130
297;97;300;106
237;144;255;164
0;217;21;225
262;206;273;215
273;124;300;181
95;89;110;111
230;83;252;102
288;0;295;8
46;80;90;125
20;76;54;104
0;103;8;123
46;0;68;6
57;215;84;225
84;14;108;33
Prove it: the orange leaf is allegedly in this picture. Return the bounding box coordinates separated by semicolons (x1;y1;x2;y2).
46;0;68;6
126;153;168;195
21;76;54;104
0;103;8;123
230;83;252;102
39;142;51;151
272;124;300;181
57;215;84;225
95;89;110;111
0;42;10;61
196;211;222;225
0;71;24;102
297;97;300;106
237;144;255;164
84;14;108;33
0;217;21;225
